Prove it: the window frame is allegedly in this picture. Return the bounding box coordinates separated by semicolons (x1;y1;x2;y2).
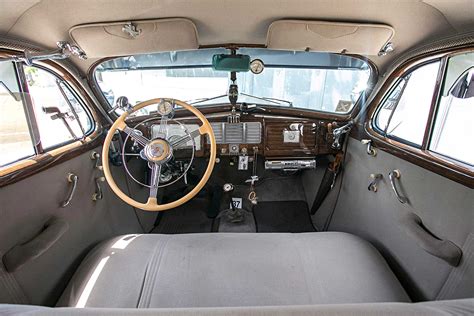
366;46;474;187
372;58;444;149
22;64;96;152
1;63;95;165
0;50;102;185
0;61;38;166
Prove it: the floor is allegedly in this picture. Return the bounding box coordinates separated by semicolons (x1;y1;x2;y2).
151;176;317;234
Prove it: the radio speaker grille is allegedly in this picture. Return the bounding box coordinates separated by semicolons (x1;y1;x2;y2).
211;122;261;144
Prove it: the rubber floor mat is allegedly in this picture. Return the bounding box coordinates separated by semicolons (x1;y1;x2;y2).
151;198;213;234
253;200;316;232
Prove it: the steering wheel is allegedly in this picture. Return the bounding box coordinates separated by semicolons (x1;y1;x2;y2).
102;98;216;211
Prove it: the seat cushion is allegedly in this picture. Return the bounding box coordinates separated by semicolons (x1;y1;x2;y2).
57;232;409;308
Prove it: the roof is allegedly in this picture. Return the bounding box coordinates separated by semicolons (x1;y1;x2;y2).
1;0;473;73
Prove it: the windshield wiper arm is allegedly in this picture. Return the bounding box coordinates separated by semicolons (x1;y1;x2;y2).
187;94;228;105
240;93;293;107
187;93;293;108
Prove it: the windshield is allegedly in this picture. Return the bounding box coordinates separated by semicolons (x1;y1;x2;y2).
95;48;371;115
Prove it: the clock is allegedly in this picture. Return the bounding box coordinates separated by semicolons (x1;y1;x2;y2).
250;59;265;74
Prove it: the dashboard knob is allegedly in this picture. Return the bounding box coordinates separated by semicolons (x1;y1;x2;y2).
223;183;234;192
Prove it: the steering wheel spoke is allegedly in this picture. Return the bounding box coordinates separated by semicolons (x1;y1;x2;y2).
198;124;212;135
170;129;200;149
146;197;158;206
149;163;161;199
122;126;150;147
154;113;171;139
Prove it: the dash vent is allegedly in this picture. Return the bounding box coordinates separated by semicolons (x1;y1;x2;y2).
210;122;261;144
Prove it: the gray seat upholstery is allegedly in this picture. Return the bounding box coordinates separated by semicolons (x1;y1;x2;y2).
57;232;410;308
4;299;474;316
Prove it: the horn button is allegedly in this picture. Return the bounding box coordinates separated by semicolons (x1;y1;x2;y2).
142;138;173;163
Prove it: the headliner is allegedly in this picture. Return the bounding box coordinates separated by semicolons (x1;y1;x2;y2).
0;0;473;74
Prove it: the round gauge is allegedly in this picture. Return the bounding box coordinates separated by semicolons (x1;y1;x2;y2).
250;59;265;74
157;100;174;116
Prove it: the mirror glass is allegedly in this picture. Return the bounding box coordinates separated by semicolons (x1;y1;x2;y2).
212;54;250;72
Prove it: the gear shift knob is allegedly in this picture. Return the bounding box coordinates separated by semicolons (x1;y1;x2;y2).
223;183;234;192
223;183;236;212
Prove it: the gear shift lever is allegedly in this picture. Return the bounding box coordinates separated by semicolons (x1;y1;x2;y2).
217;183;256;232
222;183;243;223
223;183;235;211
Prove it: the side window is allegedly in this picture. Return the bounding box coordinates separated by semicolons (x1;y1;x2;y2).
0;62;93;167
430;53;474;165
24;66;93;150
375;61;440;146
374;51;474;168
0;62;35;166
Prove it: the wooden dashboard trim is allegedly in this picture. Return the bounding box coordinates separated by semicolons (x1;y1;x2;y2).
135;113;341;159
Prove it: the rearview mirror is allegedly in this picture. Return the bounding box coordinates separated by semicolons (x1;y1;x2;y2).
212;54;250;72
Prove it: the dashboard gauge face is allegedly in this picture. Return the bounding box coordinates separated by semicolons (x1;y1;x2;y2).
250;59;265;74
157;100;174;116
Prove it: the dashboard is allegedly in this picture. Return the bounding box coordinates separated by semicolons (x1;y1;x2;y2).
140;111;341;170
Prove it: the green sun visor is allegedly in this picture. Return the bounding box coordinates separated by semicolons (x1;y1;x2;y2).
212;54;250;72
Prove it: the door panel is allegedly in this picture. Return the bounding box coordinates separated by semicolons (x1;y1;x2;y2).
325;138;473;301
0;147;144;305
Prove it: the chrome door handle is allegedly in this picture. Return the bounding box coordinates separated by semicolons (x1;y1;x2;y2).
388;170;408;204
61;173;78;207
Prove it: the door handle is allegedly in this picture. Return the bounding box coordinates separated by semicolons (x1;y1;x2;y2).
61;173;78;207
388;169;408;204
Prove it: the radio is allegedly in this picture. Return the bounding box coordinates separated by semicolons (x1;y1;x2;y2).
264;160;316;170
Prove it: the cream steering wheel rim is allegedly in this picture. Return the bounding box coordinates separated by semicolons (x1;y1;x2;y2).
102;98;217;211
